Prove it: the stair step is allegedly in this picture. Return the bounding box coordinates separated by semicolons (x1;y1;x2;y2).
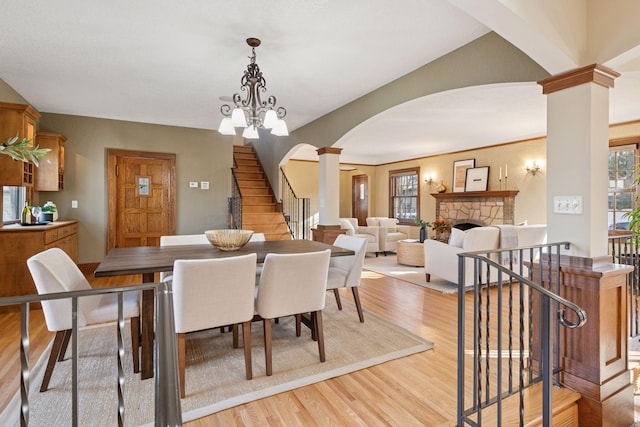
243;195;274;204
233;154;260;165
233;145;254;153
264;232;293;241
234;152;257;160
445;384;580;427
234;165;262;173
235;171;264;180
243;204;278;213
236;178;269;188
241;187;271;196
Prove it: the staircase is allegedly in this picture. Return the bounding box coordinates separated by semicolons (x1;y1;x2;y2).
233;145;292;240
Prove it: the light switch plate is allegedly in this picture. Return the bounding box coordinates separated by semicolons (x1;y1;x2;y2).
553;196;582;214
200;181;209;190
189;181;198;188
71;200;78;208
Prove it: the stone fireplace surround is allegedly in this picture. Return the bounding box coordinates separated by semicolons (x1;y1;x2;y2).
432;191;519;227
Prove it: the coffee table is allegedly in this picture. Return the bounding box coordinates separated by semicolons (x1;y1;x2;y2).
396;240;424;267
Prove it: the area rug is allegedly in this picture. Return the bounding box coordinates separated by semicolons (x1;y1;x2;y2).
1;300;433;426
363;254;460;293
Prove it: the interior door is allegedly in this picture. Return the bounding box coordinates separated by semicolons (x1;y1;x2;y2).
352;174;368;226
107;149;176;250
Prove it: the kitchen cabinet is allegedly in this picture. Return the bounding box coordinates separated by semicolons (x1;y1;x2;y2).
0;220;78;312
35;132;66;191
0;102;41;187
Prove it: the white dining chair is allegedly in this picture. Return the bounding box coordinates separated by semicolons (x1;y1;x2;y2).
255;249;331;376
159;234;209;282
171;253;257;398
249;232;265;242
326;234;368;322
27;247;140;392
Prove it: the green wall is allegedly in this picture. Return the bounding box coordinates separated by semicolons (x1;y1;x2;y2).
37;114;233;263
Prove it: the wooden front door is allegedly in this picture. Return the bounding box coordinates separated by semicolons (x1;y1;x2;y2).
107;149;176;250
352;174;368;226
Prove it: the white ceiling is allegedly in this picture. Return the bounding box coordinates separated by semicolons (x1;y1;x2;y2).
1;0;639;165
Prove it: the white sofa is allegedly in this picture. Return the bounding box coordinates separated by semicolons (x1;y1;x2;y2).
423;224;547;287
424;226;500;286
338;218;381;255
366;217;411;254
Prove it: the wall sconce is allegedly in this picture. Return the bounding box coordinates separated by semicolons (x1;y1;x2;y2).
525;160;542;176
424;175;435;186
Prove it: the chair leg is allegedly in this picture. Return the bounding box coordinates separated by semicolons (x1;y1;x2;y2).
41;330;68;392
57;329;72;362
130;316;140;373
263;319;273;376
242;321;252;380
351;287;365;323
177;333;186;398
425;273;431;282
314;310;326;363
295;314;302;337
232;324;239;348
333;288;343;310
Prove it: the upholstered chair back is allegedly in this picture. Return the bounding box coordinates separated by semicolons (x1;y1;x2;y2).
171;253;257;334
256;249;331;320
330;234;367;287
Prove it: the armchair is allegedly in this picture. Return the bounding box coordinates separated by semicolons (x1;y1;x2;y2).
366;217;411;254
423;226;500;287
338;218;380;255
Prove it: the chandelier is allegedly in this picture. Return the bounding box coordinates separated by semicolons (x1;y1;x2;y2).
217;38;288;139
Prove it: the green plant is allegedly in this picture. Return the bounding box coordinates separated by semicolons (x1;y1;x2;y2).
415;218;431;228
0;134;50;167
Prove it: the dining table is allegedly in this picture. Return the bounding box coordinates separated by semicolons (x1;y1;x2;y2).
94;239;354;379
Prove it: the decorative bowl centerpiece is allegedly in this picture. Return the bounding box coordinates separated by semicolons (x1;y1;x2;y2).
205;229;254;251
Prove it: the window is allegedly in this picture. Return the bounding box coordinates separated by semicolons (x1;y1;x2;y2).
608;144;637;230
3;186;26;223
389;167;420;225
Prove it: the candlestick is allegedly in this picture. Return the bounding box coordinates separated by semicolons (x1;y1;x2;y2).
499;167;502;180
505;163;508;178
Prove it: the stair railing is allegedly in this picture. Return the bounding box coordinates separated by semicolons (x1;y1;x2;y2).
280;168;310;240
456;242;586;427
229;161;242;229
608;232;640;338
0;282;182;426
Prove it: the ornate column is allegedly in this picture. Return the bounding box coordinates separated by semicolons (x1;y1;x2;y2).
538;64;633;426
312;147;344;244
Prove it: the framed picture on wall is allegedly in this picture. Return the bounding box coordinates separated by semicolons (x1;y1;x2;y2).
465;166;489;192
453;159;475;192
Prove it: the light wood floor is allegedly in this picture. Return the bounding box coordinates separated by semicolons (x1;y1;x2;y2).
0;266;593;426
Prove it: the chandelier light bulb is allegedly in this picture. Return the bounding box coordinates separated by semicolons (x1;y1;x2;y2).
231;108;247;128
242;125;259;139
271;119;289;136
217;117;235;135
263;109;278;129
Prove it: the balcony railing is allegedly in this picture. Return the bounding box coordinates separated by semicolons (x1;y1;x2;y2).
608;232;640;338
0;283;182;426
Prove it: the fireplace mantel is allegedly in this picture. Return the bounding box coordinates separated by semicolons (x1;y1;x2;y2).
432;190;519;226
431;190;519;200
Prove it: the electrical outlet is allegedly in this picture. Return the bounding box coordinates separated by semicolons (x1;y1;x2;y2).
71;200;78;208
200;181;209;190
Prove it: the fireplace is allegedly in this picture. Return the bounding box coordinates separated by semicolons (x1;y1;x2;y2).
432;191;519;226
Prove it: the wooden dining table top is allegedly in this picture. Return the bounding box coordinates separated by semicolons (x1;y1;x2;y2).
94;239;354;277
